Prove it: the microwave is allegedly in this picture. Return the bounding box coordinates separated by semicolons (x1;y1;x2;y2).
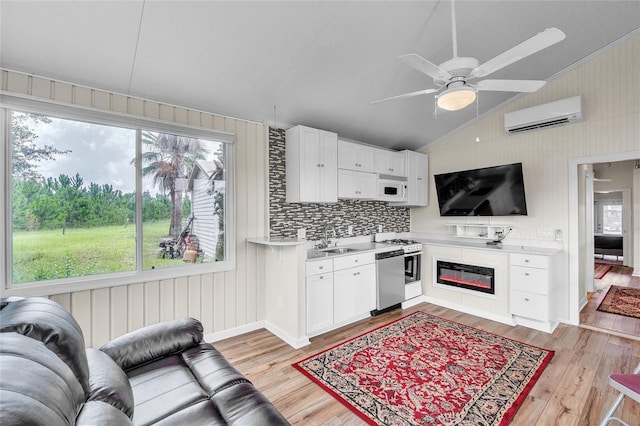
377;174;407;202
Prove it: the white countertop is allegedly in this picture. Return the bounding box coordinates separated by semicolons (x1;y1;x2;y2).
246;237;306;246
417;238;561;255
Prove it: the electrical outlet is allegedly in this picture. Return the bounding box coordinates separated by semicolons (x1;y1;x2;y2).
555;229;563;241
536;227;555;238
347;225;353;235
297;228;306;239
377;225;383;233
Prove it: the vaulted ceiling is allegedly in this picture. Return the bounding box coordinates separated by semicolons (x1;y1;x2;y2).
2;1;639;150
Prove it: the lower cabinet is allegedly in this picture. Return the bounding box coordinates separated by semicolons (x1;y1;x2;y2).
333;263;376;324
509;252;558;332
306;272;334;334
306;253;376;336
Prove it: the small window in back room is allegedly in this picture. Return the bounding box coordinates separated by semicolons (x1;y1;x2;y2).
594;199;622;235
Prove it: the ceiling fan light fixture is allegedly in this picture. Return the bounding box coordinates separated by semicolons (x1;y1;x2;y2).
437;86;477;111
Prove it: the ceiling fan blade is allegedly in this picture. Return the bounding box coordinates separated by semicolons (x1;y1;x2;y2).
397;54;452;81
475;79;547;92
371;88;440;105
471;27;566;78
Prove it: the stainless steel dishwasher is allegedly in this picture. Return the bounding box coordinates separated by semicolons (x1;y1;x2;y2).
371;248;405;316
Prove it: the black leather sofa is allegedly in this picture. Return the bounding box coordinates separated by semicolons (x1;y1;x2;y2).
0;297;289;425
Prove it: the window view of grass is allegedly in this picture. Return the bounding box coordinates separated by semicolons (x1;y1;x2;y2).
9;111;226;285
12;220;189;282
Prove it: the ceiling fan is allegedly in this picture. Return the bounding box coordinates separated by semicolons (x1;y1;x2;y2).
372;0;566;111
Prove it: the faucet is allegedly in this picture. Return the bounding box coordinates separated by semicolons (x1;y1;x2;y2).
316;225;336;250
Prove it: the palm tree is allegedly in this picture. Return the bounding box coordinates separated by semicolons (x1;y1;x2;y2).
139;132;206;237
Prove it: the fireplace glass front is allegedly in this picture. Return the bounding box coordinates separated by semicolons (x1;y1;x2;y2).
436;261;495;295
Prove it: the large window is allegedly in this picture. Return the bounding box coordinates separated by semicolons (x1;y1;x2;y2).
4;103;234;291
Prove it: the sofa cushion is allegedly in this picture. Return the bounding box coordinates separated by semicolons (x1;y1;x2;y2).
86;348;135;419
127;354;210;425
0;332;85;426
213;381;291;425
0;297;90;393
75;401;133;426
181;343;251;395
153;400;226;425
100;317;203;371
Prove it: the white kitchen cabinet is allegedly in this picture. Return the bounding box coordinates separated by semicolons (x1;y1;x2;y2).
333;264;376;325
391;151;428;206
374;148;406;177
405;151;428;206
338;169;376;199
306;259;334;335
509;252;557;332
338;139;375;172
306;252;375;336
286;125;338;203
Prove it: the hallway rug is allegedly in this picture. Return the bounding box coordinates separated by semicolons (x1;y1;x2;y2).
293;311;554;425
597;286;640;319
594;263;612;280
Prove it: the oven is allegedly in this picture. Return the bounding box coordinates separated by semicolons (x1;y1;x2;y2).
404;250;421;284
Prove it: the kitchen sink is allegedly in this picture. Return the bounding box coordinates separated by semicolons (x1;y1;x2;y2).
322;247;357;254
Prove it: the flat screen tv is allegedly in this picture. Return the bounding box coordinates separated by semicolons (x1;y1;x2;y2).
434;163;528;216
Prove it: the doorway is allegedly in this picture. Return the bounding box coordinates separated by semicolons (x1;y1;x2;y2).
568;152;639;327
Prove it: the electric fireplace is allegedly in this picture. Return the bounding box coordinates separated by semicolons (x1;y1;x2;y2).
436;261;495;295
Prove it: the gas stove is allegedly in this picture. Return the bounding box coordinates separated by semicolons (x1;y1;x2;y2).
381;239;423;254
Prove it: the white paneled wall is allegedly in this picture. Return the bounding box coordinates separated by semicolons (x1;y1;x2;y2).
413;33;640;322
1;69;268;347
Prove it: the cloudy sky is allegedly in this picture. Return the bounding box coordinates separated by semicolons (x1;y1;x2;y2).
30;115;138;193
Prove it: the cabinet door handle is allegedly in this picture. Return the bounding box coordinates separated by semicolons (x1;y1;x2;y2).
317;163;321;167
354;260;358;263
417;177;422;181
319;266;323;269
524;272;530;276
525;259;530;263
319;276;324;279
524;298;530;301
321;164;325;168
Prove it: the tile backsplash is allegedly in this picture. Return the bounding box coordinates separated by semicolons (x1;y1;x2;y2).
269;127;409;241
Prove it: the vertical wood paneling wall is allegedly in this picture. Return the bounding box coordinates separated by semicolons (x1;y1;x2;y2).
1;69;268;347
413;33;640;322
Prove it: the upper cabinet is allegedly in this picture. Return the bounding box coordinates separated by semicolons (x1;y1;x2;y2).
338;139;374;173
374;149;406;177
286;125;338;203
392;151;428;206
338;169;376;199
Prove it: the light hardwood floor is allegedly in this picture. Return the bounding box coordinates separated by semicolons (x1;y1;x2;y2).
581;263;640;339
214;302;640;425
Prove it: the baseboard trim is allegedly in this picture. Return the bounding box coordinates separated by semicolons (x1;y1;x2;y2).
264;321;310;349
402;295;427;309
205;321;266;343
423;296;516;327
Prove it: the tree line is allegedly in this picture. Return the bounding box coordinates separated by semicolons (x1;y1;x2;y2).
11;173;184;232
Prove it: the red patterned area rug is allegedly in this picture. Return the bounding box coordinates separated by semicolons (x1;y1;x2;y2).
597;286;640;319
594;263;612;279
293;311;554;425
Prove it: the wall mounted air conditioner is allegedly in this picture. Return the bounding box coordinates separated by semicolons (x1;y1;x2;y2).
504;95;583;135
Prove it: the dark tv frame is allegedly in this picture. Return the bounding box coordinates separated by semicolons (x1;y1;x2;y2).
434;162;528;217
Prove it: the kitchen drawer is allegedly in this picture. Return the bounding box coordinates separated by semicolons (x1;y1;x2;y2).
405;281;422;300
510;253;550;269
333;252;375;271
510;290;549;320
306;259;333;276
510;266;550;295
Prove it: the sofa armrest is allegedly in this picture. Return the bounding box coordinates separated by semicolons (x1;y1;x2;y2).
100;317;203;371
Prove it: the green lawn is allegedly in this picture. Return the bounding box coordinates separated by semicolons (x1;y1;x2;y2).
12;220;188;283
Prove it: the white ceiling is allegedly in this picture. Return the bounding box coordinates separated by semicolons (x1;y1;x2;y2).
1;1;639;151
